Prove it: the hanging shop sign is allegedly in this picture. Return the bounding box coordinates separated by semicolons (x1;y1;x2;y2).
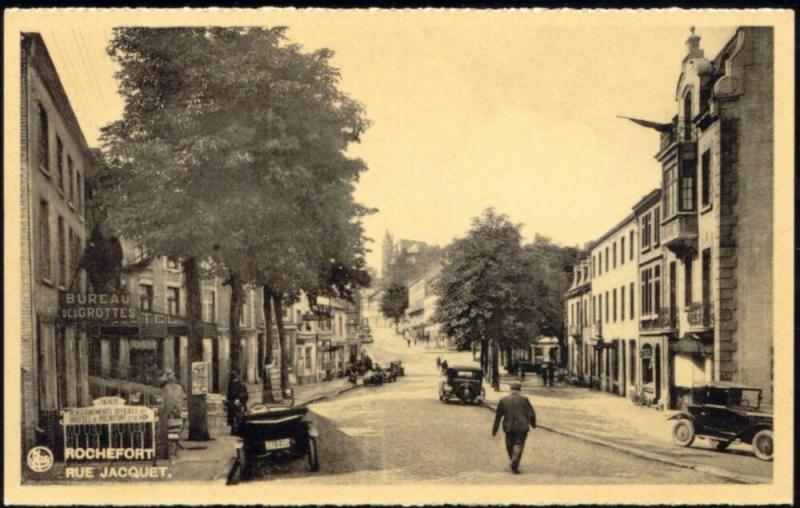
59;291;137;321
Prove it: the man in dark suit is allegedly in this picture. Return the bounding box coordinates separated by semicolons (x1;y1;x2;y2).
492;380;537;473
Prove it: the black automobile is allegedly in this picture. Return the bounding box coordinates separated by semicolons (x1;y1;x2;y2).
377;363;397;383
439;366;485;404
362;369;383;386
668;382;773;461
227;389;320;483
389;360;405;377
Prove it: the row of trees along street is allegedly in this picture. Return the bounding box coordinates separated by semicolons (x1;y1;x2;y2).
432;209;584;389
91;27;373;440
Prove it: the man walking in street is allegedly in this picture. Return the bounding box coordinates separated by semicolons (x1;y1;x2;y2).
492;380;537;474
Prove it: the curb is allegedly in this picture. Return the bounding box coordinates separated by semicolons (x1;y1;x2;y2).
479;399;763;485
298;383;362;407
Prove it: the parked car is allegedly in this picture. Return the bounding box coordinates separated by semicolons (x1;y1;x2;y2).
363;369;383;386
390;360;405;377
377;364;397;383
439;366;485;404
668;381;773;461
227;388;320;484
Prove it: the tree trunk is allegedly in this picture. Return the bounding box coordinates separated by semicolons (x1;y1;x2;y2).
480;336;488;373
273;292;290;392
228;272;244;381
262;286;276;403
184;257;210;441
490;336;500;390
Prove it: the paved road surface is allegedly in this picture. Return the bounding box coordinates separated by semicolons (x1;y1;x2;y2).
239;326;730;485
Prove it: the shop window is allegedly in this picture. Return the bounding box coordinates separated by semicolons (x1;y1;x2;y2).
642;345;654;384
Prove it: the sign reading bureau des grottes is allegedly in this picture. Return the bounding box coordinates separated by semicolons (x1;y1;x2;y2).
59;291;138;321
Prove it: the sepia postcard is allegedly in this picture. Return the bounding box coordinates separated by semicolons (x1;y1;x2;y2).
3;7;794;506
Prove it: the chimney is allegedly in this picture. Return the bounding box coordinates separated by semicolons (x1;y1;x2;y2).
686;26;704;59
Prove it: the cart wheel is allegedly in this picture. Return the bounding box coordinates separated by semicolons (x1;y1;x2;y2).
714;441;729;452
672;419;695;447
752;430;773;461
307;437;320;471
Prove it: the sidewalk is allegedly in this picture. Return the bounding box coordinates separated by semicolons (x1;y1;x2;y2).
481;373;772;484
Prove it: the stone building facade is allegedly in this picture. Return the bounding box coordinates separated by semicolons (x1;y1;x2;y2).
20;33;93;454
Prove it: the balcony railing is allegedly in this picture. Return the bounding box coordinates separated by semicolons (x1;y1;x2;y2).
661;213;698;254
640;307;677;332
686;302;714;328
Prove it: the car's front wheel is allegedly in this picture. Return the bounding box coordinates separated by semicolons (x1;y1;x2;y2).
751;429;773;461
307;437;320;471
672;419;695;447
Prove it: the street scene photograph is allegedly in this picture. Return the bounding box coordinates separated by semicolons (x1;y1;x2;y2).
4;7;794;506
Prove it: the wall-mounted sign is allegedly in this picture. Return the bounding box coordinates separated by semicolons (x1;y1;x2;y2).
60;397;157;462
59;291;137;321
191;361;209;395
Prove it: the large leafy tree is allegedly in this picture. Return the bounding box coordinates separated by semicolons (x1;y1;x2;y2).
380;283;409;328
98;27;371;438
433;209;532;389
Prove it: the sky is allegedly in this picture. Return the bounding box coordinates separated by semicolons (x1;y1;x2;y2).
32;11;738;274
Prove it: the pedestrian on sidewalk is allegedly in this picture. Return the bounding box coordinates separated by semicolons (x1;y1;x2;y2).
492;380;537;474
436;356;441;370
226;370;249;435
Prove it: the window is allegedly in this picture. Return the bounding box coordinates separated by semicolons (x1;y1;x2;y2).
620;285;625;321
605;291;609;323
640;268;650;315
305;346;313;369
598;252;602;275
620;237;625;265
167;287;180;316
38;104;49;173
653;265;662;311
630;282;635;318
664;166;678;218
629;230;635;260
592;295;597;322
701;150;711;207
612;289;617;322
67;156;75;205
166;257;180;270
684;257;693;306
592;256;596;278
57;216;66;287
681;176;695;211
76;170;83;211
613;242;617;269
683;91;693;140
56;136;64;192
641;214;651;250
653;207;660;246
39;200;51;280
605;247;609;272
139;284;153;311
597;294;602;323
203;289;216;322
702;248;711;304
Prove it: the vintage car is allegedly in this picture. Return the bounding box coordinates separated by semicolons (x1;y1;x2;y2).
668;381;773;461
227;389;320;484
378;364;397;383
439;366;485;404
390;360;405;377
362;369;384;386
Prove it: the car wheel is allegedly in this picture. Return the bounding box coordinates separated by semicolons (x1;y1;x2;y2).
672;419;695;447
752;429;773;461
307;437;320;471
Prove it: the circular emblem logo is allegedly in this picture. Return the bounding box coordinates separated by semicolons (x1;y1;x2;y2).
27;446;54;473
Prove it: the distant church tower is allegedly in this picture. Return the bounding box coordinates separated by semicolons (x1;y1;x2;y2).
381;230;394;278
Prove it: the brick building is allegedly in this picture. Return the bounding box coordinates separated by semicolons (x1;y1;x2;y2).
20;33;93;454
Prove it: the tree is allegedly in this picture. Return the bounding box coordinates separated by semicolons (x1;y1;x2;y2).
380;284;409;328
433;209;532;390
